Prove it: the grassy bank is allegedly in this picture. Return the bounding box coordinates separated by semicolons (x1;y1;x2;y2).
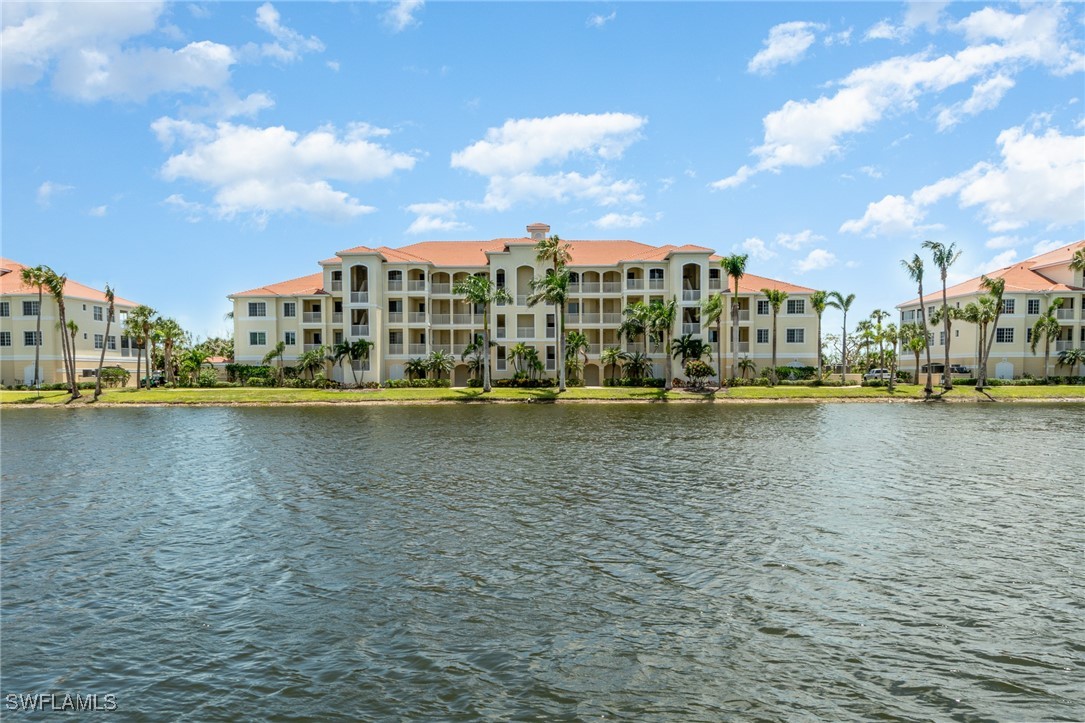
3;384;1084;406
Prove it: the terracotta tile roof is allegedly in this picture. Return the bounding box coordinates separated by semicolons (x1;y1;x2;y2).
898;240;1084;306
736;273;817;295
0;258;139;305
231;271;327;298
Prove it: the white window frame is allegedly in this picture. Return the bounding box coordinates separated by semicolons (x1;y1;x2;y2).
1027;299;1040;315
93;306;103;321
284;331;296;346
786;299;805;315
248;302;267;318
757;300;770;316
995;327;1014;343
283;302;296;318
785;328;804;344
23;300;40;316
756;328;769;344
1001;299;1015;315
249;331;267;346
94;334;104;349
24;330;42;346
0;301;9;317
107;335;117;350
0;331;10;346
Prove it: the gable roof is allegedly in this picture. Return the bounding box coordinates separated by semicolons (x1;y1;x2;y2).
898;240;1084;306
0;258;139;305
230;272;327;298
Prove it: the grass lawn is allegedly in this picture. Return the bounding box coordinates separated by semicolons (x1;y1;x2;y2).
2;384;1083;406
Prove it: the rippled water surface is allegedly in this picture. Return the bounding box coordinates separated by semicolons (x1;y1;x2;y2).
2;404;1082;721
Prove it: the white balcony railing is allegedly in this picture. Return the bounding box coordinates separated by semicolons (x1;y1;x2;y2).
431;314;451;325
736;342;750;353
516;295;529;306
387;312;404;324
432;344;452;354
581;282;601;293
408;343;427;355
566;313;581;323
568;283;581;294
453;314;483;325
407;280;427;292
738;310;750;321
682;290;701;302
303;312;322;323
350;291;368;304
387;343;404;355
1055;340;1074;351
496;328;507;339
586;344;601;355
351;325;369;337
516;326;534;338
331;280;343;292
649;279;665;290
602;282;621;293
626;280;644;290
431;283;451;294
582;313;601;323
387;280;403;291
1056;309;1075;320
452;344;471;355
682;323;701;335
602;313;622;324
332;312;343;324
708;279;722;290
408;312;426;323
303;344;323;352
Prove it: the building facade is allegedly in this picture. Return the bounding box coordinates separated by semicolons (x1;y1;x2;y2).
230;223;820;385
0;259;142;387
896;240;1085;379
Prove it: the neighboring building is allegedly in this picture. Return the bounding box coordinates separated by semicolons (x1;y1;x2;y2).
0;259;142;387
229;223;819;385
896;240;1085;379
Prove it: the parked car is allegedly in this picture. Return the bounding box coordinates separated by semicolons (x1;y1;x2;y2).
863;368;893;381
948;364;971;374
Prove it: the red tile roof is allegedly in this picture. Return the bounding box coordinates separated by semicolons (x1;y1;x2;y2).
231;272;327;298
0;258;139;305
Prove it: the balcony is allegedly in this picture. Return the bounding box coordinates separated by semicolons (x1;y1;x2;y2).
332;312;343;324
408;343;427;355
682;323;701;335
516;326;534;338
303;344;323;353
581;313;601;324
387;312;404;324
738;310;751;322
331;280;343;292
682;290;701;302
453;314;483;325
407;280;427;292
431;314;451;325
350;291;369;304
516;295;529;306
708;279;722;290
432;344;452;354
586;343;601;355
736;342;750;353
387;343;404;355
649;279;665;290
581;282;601;294
452;344;472;355
387;280;403;291
602;313;622;324
431;283;451;295
566;313;581;323
1055;340;1075;351
408;312;427;324
496;328;507;339
1056;309;1076;320
602;282;621;293
626;280;644;290
568;283;581;294
302;312;322;323
351;325;369;337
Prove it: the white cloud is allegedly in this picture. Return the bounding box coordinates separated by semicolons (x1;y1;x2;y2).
840;194;927;236
748;21;825;75
481;172;642;211
936;74;1015;131
36;181;73;208
824;28;852;47
864;1;948;42
794;248;837;273
859;165;883;179
1032;239;1066;255
587;11;616;29
776;229;824;250
383;0;424;33
715;4;1082;189
404;200;470;235
326;60;340;72
742;237;776;261
88;205;107;217
153;118;416;223
985;235;1020;249
253;3;323;63
593;212;650;229
163;193;205;222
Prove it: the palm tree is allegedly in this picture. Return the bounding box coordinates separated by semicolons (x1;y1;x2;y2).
564;330;589;383
826;291;855;382
961;296;998;380
526;269;570;391
882;323;900;391
1057;347;1084;377
179;347;211;383
855;319;875;371
44;270;79;398
426;349;455;380
600;346;626;382
761;289;788;385
156;317;184;384
19;264;50;392
405;357;429;381
738;356;756;380
900;323;927;385
975;275;1006;390
349;339;374;384
296;345;326;380
535;233;572;272
1069;248;1085;278
1030;298;1064;382
618;302;650;357
94;285;116;401
461;334;490;381
649;298;678;389
900;255;933;396
453;274;512;392
127;305;156;390
508;342;531;376
922;240;962;390
670;333;711;366
720;254;749;381
810;290;828;382
701;292;726;386
870;309;889;372
263;341;287;384
327;340;354;384
622;351;651;382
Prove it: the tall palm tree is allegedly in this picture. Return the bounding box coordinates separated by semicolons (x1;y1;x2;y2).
618;302;650;357
1069;248;1085;278
826;291;855;382
870;309;889;372
976;275;1006;390
882;322;900;392
900;254;933;396
564;330;589;383
508;342;531;376
600;346;627;382
263;340;287;384
156;317;185;384
127;305;156;390
810;290;828;382
649;298;678;389
1057;347;1084;377
453;274;512;392
700;292;726;386
349;339;374;385
296;345;326;380
535;233;572;272
94;284;116;401
720;254;749;381
526;269;570;391
44;270;80;398
1030;297;1064;382
922;240;962;390
855;319;875;371
327;340;354;384
426;349;455;381
19;264;50;392
900;323;927;385
761;289;788;385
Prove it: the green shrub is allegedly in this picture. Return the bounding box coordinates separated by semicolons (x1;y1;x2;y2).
99;367;130;388
196;370;218;387
382;378;452;388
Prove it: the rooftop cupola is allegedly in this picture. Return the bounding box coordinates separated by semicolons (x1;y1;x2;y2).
526;222;550;240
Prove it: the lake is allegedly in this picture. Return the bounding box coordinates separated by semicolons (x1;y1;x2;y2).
2;404;1081;720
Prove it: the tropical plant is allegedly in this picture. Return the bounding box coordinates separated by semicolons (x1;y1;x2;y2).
1069;248;1085;276
94;284;116;400
900;322;927;384
127;304;156;392
263;340;287;384
405;357;429;381
761;288;788;385
649;298;678;390
670;333;711;366
701;291;727;387
564;330;590;382
296;345;326;380
870;309;889;373
461;334;492;381
684;359;714;389
826;291;855;382
453;274;512;392
508;342;532;376
882;323;900;391
720;254;749;381
618;302;650;357
535;233;572;272
600;346;627;382
1057;347;1085;376
622;351;651;381
155;317;185;384
810;290;828;382
19;264;50;392
426;349;455;380
1030;297;1064;382
900;255;933;396
526;268;570;391
179;346;211;384
923;240;962;389
738;356;756;380
327;340;355;385
975;275;1006;390
44;269;79;398
960;295;998;380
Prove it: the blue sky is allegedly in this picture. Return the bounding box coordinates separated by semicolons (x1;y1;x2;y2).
3;1;1083;340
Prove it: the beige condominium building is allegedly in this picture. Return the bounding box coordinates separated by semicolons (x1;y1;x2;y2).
0;258;142;387
230;223;820;385
897;240;1085;379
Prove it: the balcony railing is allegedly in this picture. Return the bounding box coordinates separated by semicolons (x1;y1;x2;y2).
387;280;403;291
432;344;452;354
602;313;621;324
387;312;404;323
602;282;621;293
332;312;343;324
408;312;427;323
682;290;701;302
407;280;427;292
586;344;601;355
387;343;404;355
1055;340;1075;351
568;283;581;294
408;343;427;355
516;326;534;338
350;291;368;304
303;344;323;352
566;313;581;323
708;279;722;290
431;314;451;325
682;323;701;335
626;279;644;290
331;280;343;291
303;312;322;323
351;325;369;337
649;279;665;290
516;295;528;306
581;313;601;324
453;314;483;325
452;344;472;355
496;328;507;339
431;283;451;294
1056;309;1075;320
580;282;600;293
738;310;750;321
736;342;750;353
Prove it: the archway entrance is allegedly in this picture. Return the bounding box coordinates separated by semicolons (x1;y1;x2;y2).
453;364;470;387
584;363;601;386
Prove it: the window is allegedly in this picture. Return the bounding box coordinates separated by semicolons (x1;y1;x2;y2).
756;328;769;344
757;300;770;315
928;306;936;318
93;306;103;321
1001;299;1015;314
786;299;805;315
284;331;296;345
0;301;9;317
995;327;1014;343
249;331;267;346
107;336;117;350
334;331;344;344
496;269;506;288
23;300;40;316
708;329;718;343
0;332;10;346
1026;328;1033;344
785;328;804;344
24;330;42;346
94;334;104;349
283;302;296;317
650;268;665;280
1027;299;1040;315
248;302;267;317
939;331;945;346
